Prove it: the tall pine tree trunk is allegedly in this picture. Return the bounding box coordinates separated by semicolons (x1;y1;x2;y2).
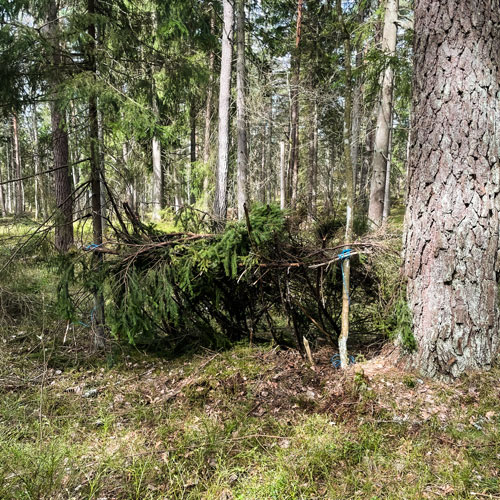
214;0;234;221
368;0;398;227
236;0;248;219
47;0;73;252
404;0;500;379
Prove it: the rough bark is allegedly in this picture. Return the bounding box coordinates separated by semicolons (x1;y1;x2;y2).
368;0;398;227
213;0;234;221
236;0;248;219
47;0;73;252
404;0;500;379
289;0;303;210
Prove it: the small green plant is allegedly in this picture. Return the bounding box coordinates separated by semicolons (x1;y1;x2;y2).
403;375;416;388
393;297;417;352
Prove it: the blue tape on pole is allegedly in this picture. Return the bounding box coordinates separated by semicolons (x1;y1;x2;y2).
85;243;102;251
338;248;352;305
331;353;356;368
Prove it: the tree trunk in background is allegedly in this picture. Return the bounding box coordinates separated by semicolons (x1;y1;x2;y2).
88;0;105;348
337;0;354;370
0;145;6;217
236;0;248;219
289;0;303;209
307;101;318;219
280;140;286;210
382;108;393;221
31;105;41;220
69;101;81;216
151;11;162;222
258;122;266;203
213;0;234;221
47;0;73;252
266;95;273;201
12;113;23;216
351;51;363;202
123;141;136;211
6;134;12;214
404;0;500;379
151;97;162;220
359;118;374;212
350;3;365;205
97;107;107;234
173;162;182;212
202;8;215;210
189;100;196;204
368;0;398;227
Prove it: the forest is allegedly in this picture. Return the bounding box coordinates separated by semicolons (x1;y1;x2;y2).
0;0;499;498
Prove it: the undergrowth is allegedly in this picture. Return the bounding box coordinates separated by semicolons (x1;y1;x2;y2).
0;332;499;500
55;204;403;355
1;214;497;499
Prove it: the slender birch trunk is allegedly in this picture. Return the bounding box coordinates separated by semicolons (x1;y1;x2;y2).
368;0;398;227
213;0;234;221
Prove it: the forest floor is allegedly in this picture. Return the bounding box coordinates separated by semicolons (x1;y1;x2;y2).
1;328;499;499
1;217;499;499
